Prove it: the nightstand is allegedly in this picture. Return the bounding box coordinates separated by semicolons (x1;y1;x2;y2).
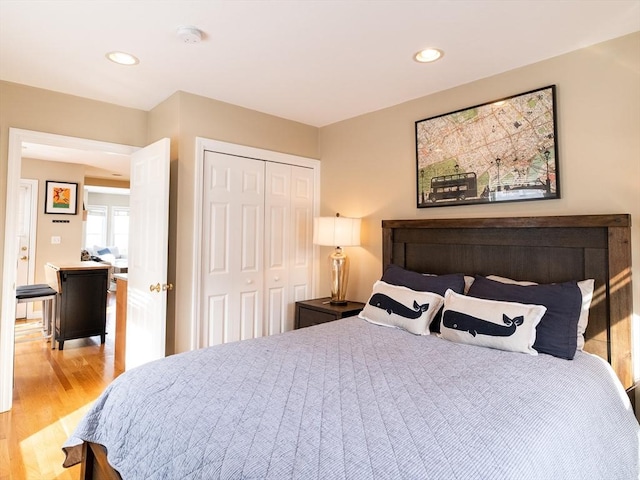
295;298;365;329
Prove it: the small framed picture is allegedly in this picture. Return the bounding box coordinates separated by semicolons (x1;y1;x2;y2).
44;181;78;215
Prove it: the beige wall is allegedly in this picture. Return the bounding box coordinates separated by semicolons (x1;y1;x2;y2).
2;33;637;364
21;158;85;283
146;92;181;355
84;177;130;189
319;33;640;365
148;91;320;353
0;81;147;371
0;80;148;291
0;81;318;360
86;191;130;210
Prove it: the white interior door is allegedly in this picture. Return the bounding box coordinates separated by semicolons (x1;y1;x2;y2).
264;162;290;336
201;152;264;347
126;138;170;370
264;163;314;334
287;166;314;327
15;179;38;318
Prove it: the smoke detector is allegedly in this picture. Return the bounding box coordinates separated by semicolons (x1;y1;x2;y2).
176;26;202;44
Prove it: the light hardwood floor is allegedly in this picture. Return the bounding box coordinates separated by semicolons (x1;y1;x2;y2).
0;293;121;480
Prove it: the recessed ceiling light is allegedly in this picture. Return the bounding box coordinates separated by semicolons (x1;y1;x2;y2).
106;51;139;66
414;48;443;63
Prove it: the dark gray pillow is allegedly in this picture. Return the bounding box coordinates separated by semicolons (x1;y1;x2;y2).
466;275;582;360
381;265;466;333
381;264;465;296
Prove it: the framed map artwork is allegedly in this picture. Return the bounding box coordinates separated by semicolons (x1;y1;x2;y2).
415;85;559;208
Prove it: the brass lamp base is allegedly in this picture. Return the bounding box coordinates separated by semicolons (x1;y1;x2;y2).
329;247;349;305
329;299;348;306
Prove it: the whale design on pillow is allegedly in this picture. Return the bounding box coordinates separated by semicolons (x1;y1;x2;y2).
368;293;429;319
443;310;524;337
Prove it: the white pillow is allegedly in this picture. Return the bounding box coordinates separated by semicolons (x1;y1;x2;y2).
463;275;475;294
97;253;116;265
440;289;546;355
486;275;594;350
359;281;444;335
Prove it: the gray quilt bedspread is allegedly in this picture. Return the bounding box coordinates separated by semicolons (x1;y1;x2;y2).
64;317;639;479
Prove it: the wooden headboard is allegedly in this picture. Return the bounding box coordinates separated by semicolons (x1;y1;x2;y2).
382;214;633;389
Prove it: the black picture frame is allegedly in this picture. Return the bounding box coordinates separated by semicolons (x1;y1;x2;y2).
44;180;78;215
415;85;559;208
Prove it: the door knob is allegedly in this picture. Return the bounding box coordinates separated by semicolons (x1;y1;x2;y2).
20;256;28;261
150;283;173;292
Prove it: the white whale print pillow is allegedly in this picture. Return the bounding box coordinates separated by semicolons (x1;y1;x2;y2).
441;289;547;355
359;281;444;335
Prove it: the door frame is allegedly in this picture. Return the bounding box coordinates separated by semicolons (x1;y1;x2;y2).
0;128;138;413
192;138;321;350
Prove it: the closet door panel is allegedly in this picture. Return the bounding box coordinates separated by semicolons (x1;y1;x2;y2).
287;166;314;331
208;203;228;273
266;287;286;335
204;294;227;347
265;163;291;335
267;205;286;269
240;204;261;272
240;290;260;340
202;151;264;346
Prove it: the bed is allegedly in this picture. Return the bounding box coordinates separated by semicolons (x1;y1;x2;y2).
63;214;638;480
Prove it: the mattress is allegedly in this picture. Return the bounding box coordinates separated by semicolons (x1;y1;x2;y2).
64;317;639;479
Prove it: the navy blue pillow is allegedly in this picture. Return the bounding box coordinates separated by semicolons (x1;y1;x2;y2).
466;275;582;360
381;264;465;296
381;264;466;333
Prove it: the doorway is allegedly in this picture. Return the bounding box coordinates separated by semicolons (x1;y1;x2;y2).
0;129;139;413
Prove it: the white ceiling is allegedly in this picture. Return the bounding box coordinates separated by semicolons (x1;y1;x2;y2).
21;142;131;180
2;0;639;176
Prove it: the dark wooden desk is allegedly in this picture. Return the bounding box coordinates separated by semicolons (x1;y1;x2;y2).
45;261;110;350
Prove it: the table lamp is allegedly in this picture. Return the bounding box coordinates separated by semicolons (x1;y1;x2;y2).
313;213;361;305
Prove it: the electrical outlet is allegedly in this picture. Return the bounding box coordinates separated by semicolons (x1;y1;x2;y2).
51;236;61;244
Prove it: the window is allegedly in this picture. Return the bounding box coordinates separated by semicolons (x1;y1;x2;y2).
111;207;129;255
85;206;107;248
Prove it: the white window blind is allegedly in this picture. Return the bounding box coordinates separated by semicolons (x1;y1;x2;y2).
111;207;129;255
85;205;107;248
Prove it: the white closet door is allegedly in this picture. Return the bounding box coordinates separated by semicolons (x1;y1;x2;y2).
287;166;314;330
264;163;314;334
201;151;264;347
264;163;290;335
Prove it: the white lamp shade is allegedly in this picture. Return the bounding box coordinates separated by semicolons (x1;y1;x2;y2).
313;216;361;247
